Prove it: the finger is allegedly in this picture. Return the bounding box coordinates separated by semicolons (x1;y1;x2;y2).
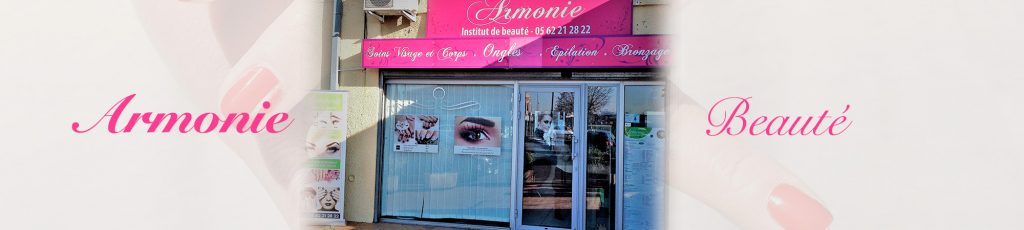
130;0;233;106
212;0;326;168
212;1;327;228
218;0;324;115
664;82;833;230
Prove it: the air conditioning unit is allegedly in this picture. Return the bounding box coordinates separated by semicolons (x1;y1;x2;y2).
364;0;418;23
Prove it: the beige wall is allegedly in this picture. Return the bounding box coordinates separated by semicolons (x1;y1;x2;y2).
333;0;666;223
336;0;378;223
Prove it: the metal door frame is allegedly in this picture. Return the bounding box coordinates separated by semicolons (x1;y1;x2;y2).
514;84;585;230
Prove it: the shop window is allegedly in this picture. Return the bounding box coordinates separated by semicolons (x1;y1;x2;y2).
380;84;514;225
621;85;666;229
586;86;618;230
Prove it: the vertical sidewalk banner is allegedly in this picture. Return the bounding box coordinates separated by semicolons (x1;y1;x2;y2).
304;91;348;225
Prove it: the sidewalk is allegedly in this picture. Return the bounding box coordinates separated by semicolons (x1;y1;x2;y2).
311;222;466;230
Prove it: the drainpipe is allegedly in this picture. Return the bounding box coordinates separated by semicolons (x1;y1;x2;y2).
328;0;343;90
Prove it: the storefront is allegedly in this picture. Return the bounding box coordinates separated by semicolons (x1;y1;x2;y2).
373;72;664;230
336;0;669;229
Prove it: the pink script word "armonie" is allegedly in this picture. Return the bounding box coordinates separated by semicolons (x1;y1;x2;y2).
71;94;292;134
706;97;852;136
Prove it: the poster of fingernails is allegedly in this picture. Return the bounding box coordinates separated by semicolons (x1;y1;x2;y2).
393;115;440;153
453;116;502;155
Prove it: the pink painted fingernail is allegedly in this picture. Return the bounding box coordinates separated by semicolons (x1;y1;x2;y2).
768;184;833;230
221;66;279;114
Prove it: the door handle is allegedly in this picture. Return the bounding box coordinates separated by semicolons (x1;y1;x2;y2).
569;134;577;160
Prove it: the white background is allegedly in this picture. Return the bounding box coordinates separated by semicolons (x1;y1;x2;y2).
669;0;1024;229
0;1;288;229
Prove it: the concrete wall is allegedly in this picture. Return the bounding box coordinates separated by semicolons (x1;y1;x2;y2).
333;0;666;223
336;0;379;223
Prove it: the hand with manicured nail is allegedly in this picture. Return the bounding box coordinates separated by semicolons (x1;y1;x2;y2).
419;115;439;129
397;131;410;143
414;130;439;144
132;0;327;228
664;82;832;230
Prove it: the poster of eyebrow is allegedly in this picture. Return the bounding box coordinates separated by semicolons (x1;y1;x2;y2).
393;115;440;153
454;116;502;155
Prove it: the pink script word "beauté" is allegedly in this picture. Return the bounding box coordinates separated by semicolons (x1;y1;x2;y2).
71;94;292;134
706;97;852;136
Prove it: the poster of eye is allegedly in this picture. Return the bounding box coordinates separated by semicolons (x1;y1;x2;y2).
454;116;502;155
302;91;347;225
393;115;440;153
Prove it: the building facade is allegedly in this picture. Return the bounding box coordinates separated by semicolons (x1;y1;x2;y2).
331;0;668;229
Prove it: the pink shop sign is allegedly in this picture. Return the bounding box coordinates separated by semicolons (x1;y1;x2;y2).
426;0;632;38
361;36;668;68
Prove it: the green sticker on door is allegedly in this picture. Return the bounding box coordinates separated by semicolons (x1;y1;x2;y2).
625;127;652;139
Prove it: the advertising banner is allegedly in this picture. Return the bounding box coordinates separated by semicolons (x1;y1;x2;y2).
304;91;348;225
362;35;667;68
426;0;632;38
453;116;502;155
393;115;441;153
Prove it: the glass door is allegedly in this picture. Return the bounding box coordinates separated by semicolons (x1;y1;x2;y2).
517;85;582;230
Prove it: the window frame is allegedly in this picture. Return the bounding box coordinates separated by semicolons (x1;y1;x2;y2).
374;71;663;230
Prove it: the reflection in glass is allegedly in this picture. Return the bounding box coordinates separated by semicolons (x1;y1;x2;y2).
586;86;617;230
522;90;575;228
